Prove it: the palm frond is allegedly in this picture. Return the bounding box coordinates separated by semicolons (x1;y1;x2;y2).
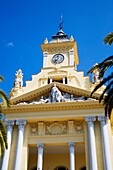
87;56;113;78
90;72;113;96
100;56;113;64
108;97;113;118
87;64;99;74
0;89;10;107
99;80;113;103
0;76;3;82
104;32;113;45
103;88;113;105
104;93;113;118
0;120;8;156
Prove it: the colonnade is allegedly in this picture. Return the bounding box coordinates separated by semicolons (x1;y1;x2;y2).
1;119;26;170
1;116;112;170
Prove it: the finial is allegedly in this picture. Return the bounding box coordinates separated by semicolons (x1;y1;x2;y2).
44;38;48;44
70;35;74;41
59;15;63;31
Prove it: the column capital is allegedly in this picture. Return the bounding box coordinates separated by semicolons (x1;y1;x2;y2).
4;120;14;126
85;116;96;122
38;143;44;148
16;119;26;126
98;115;106;122
68;142;75;147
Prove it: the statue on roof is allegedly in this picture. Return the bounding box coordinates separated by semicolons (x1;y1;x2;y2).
14;69;23;88
92;64;101;84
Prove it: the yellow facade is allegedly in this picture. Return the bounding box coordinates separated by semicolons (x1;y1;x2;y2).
1;26;113;170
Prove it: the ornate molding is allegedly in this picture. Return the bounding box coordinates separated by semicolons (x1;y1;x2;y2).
75;122;83;134
38;122;45;135
30;123;38;135
46;122;67;135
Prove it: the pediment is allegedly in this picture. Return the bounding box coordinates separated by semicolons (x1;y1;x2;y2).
10;82;100;105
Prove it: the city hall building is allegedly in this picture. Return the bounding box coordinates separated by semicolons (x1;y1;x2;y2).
1;23;113;170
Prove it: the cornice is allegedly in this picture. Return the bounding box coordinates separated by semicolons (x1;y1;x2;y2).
2;100;103;114
40;41;76;51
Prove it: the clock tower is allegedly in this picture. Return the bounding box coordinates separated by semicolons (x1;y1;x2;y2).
41;18;79;70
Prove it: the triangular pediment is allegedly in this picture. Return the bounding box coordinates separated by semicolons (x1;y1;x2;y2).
10;82;100;105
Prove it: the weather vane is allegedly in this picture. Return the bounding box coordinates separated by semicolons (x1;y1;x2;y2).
59;15;63;30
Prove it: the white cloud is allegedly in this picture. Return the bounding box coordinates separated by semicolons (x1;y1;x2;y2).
7;42;14;47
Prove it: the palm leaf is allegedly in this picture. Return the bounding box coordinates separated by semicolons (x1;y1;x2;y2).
104;32;113;45
99;80;113;103
87;56;113;77
90;72;113;96
0;120;8;156
108;97;113;118
87;64;99;74
0;90;10;107
104;92;113;118
0;76;3;82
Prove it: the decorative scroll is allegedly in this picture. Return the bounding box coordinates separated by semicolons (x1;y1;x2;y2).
75;122;84;134
30;123;38;136
46;121;67;135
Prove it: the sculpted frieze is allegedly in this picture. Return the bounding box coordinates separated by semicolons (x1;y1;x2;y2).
17;84;96;105
46;47;70;53
30;123;38;135
29;120;84;136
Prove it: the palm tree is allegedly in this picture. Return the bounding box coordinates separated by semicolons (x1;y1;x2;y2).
0;76;10;109
88;32;113;118
0;114;8;157
0;75;10;158
104;32;113;45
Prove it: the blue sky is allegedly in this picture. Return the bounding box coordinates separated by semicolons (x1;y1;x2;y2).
0;0;113;96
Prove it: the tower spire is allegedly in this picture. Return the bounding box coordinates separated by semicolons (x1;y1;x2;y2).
51;16;68;41
59;15;63;31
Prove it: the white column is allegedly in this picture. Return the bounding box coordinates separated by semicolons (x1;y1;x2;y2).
69;142;75;170
1;120;14;170
62;76;65;84
98;116;112;170
43;52;48;68
85;116;98;170
69;49;74;66
37;143;44;170
14;119;26;170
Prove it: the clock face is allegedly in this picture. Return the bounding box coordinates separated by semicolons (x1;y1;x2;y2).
52;54;64;64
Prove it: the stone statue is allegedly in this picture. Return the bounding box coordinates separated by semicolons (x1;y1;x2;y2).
92;65;101;84
14;69;23;88
51;84;64;102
